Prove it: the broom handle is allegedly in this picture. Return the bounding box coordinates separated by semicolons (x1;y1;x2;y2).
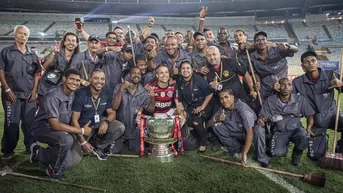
246;49;263;106
200;155;304;178
332;48;343;152
7;171;107;192
106;154;139;158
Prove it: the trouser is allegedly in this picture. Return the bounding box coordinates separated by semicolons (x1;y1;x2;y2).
185;105;211;146
254;125;269;164
213;123;244;153
112;128;140;153
89;120;125;150
32;127;82;173
1;98;37;154
270;127;308;158
308;111;343;160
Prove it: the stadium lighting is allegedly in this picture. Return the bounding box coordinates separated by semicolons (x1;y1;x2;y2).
112;20;118;23
326;13;330;16
338;12;341;15
39;32;46;36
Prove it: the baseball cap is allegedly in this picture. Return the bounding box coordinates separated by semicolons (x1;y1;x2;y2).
193;31;205;39
144;35;158;43
254;31;267;41
122;44;133;52
88;34;100;42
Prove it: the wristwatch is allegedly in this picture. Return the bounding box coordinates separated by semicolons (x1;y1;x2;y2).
104;119;111;125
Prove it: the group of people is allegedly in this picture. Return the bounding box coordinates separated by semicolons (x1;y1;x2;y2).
1;7;343;181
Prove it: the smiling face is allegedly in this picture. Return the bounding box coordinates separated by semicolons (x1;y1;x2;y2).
130;67;142;84
64;35;78;52
195;34;207;50
156;65;170;83
136;59;148;75
64;74;81;92
254;35;267;51
165;37;178;57
106;33;117;46
205;30;215;42
88;40;100;53
206;46;221;66
90;71;106;91
219;91;235;109
180;62;193;79
144;37;156;52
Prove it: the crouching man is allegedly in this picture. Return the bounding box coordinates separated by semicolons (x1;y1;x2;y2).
209;88;255;167
71;69;125;160
30;69;92;180
256;78;315;166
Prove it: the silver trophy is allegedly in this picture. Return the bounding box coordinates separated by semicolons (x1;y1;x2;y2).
144;114;176;162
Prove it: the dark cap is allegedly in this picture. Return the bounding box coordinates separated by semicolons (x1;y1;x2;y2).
150;33;159;40
301;51;317;63
113;26;122;31
122;44;132;52
193;31;205;39
144;35;158;43
88;34;100;42
254;31;267;41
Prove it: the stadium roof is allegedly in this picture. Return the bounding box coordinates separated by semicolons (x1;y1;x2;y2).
1;0;342;17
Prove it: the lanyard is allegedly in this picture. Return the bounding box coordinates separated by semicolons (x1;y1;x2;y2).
91;97;101;115
214;61;223;82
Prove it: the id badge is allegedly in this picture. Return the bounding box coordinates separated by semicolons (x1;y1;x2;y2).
217;84;223;91
94;114;100;123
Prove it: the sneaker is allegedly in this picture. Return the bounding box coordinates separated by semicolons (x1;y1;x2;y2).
46;165;63;181
291;150;303;167
104;142;115;154
1;152;15;160
260;162;271;168
30;143;40;164
92;148;108;160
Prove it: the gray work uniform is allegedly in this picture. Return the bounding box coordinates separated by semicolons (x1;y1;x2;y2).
212;100;257;154
0;44;42;154
38;50;77;98
293;68;343;160
31;86;81;173
113;84;150;153
250;46;294;101
216;42;236;59
69;50;99;82
72;86;125;150
190;50;207;71
154;48;191;69
124;71;155;87
99;52;124;93
258;93;315;158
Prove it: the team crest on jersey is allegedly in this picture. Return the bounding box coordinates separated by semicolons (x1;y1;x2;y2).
167;91;173;97
161;92;166;98
223;70;229;78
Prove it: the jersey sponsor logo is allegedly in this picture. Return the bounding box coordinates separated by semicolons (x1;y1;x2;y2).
323;93;330;98
167;91;173;97
84;104;92;108
100;102;107;106
47;72;57;79
156;101;172;108
223;70;229;78
160;92;166;98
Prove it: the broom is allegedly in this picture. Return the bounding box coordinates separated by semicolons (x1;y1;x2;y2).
200;155;325;187
318;48;343;170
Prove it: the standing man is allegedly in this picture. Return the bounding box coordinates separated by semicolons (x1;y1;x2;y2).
124;54;155;86
210;89;255;167
30;69;92;180
257;78;315;166
190;31;209;76
38;32;80;100
112;67;154;153
216;27;236;59
293;51;343;160
0;25;42;159
71;69;125;158
70;35;101;87
250;31;298;101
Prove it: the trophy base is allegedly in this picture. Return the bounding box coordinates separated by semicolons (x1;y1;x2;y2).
149;152;174;163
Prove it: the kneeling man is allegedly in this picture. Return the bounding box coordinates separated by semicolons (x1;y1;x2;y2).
257;78;315;166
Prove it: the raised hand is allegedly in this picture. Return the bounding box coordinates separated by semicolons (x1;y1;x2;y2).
173;63;179;75
148;17;155;26
199;6;208;18
53;40;60;54
209;76;220;90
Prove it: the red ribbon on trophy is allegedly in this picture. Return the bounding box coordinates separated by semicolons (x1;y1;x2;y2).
139;115;145;157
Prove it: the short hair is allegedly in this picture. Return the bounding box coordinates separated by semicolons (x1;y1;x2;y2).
301;51;317;63
135;54;147;63
279;77;290;84
219;88;234;96
91;68;105;77
13;25;30;37
180;59;193;69
206;46;220;54
165;36;177;43
175;32;183;36
130;66;141;74
155;64;170;73
64;68;81;78
105;32;116;38
234;29;246;36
